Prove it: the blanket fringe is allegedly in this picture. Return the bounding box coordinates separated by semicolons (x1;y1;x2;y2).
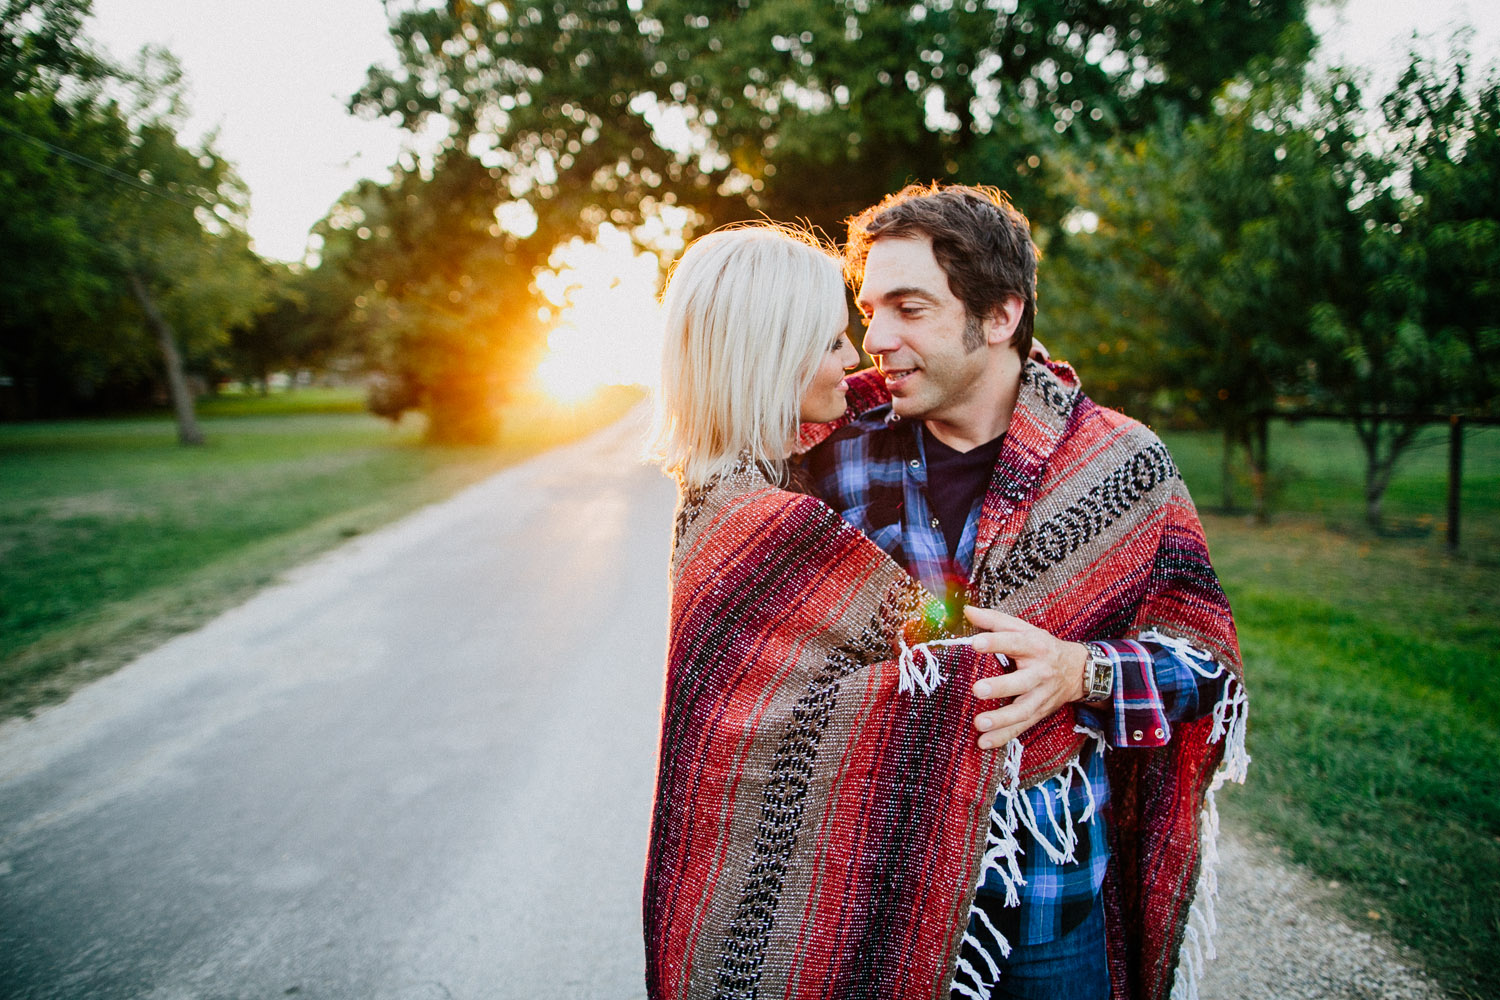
1170;785;1223;1000
896;635;971;696
1073;720;1108;746
951;741;1025;1000
957;737;1103;1000
1137;629;1250;786
1208;676;1250;788
1016;757;1088;865
978;739;1027;913
975;736;1103;927
1165;641;1249;1000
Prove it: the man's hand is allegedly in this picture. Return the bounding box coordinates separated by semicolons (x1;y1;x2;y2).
964;605;1089;750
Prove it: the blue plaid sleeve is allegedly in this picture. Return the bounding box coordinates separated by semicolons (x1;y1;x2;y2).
1075;637;1230;748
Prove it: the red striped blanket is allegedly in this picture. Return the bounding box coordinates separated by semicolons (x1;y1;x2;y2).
644;360;1243;1000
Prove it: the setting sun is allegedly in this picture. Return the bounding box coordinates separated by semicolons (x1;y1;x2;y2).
532;223;673;405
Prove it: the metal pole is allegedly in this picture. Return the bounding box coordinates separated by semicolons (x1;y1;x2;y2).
1447;414;1463;551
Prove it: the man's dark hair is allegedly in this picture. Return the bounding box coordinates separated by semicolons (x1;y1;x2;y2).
845;183;1038;361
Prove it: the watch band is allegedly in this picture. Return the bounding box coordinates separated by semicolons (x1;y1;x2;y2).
1082;642;1114;702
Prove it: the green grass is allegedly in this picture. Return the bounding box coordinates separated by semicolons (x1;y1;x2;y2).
0;385;643;719
197;385;371;417
1161;422;1500;1000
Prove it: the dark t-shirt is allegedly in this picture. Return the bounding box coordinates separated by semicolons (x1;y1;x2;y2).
921;425;1005;561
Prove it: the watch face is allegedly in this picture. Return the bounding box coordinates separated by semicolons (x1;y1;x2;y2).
1085;645;1112;699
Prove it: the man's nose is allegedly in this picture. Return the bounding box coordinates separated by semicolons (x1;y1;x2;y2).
861;313;898;356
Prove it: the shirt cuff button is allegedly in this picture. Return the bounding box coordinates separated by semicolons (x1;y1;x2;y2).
1132;729;1144;742
1154;727;1165;740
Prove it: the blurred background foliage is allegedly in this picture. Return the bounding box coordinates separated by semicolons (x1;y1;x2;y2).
2;0;1497;523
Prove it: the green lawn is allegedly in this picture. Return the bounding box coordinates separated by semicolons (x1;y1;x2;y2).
0;386;642;719
1163;420;1500;1000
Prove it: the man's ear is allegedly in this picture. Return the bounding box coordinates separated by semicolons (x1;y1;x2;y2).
984;295;1025;347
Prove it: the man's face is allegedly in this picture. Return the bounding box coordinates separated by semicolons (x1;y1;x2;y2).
856;235;990;424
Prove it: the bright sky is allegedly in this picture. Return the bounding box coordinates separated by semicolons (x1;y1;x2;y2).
89;0;412;263
1308;0;1499;85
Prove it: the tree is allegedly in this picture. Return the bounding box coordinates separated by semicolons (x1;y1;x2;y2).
339;0;1308;434
1308;48;1500;530
228;260;355;394
356;0;1308;242
0;1;263;436
310;151;554;443
1050;36;1500;531
103;55;264;442
1048;32;1366;520
0;0;120;416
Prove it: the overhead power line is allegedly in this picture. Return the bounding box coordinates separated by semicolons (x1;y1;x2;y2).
0;117;207;210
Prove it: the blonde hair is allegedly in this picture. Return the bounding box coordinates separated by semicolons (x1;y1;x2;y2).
655;223;847;488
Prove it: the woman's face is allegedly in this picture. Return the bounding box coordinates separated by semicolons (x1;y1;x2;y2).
799;322;861;423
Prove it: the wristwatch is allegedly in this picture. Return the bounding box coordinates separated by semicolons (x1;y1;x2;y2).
1081;642;1114;702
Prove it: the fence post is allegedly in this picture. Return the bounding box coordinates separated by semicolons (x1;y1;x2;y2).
1447;414;1463;551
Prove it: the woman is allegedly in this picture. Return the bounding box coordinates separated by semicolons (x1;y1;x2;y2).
644;224;1004;1000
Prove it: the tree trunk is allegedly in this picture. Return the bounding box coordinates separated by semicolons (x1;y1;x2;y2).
1249;416;1270;524
1364;471;1387;532
1221;425;1237;512
1363;433;1394;531
425;371;500;445
1447;415;1463;550
128;271;205;446
1358;418;1422;534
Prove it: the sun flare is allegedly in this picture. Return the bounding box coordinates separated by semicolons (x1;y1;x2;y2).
533;223;675;405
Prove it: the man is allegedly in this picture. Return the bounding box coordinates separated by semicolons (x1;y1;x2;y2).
799;184;1247;1000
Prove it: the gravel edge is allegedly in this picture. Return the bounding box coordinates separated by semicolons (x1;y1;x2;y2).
1198;824;1446;1000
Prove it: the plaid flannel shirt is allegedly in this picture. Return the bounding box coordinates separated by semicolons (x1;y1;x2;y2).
800;405;1228;946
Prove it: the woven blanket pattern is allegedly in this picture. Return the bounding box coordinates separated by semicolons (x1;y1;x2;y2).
645;465;999;1000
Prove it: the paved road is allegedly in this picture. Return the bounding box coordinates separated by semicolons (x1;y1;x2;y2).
0;410;1442;1000
0;410;673;1000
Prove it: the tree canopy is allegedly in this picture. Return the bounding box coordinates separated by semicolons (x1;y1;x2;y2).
353;0;1308;238
1307;48;1500;526
328;0;1310;440
0;0;264;434
309;151;554;442
10;0;1494;504
1047;37;1500;526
